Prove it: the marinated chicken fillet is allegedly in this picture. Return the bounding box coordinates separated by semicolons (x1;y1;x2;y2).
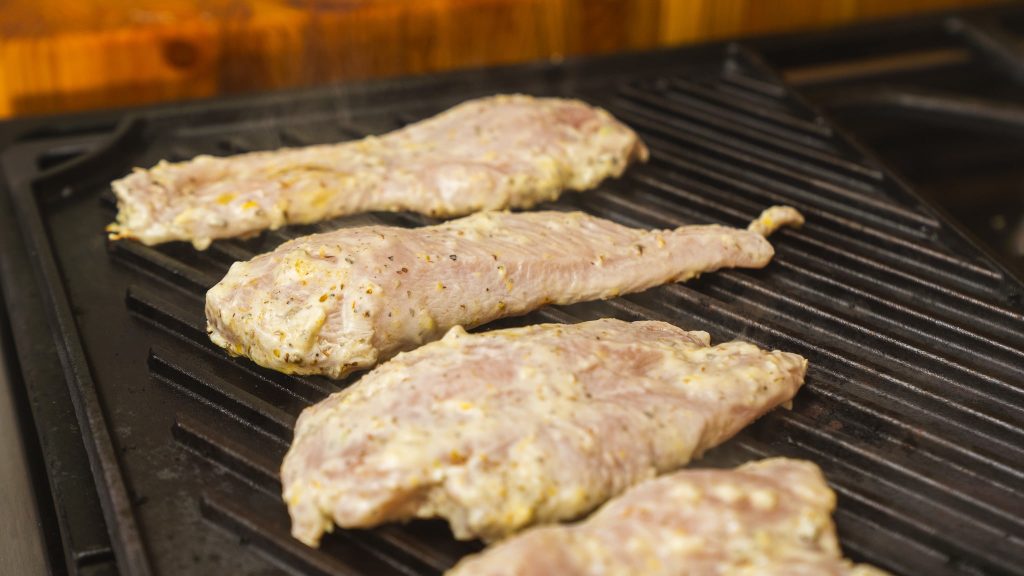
108;95;647;249
206;206;803;378
447;458;889;576
281;319;807;545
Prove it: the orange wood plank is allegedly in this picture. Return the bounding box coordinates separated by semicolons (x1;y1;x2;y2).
0;0;1007;117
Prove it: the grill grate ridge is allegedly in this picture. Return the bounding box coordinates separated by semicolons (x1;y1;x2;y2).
584;183;1024;334
150;351;296;443
610;82;884;179
635;283;1024;459
200;494;414;576
600;175;1005;295
638;134;939;234
651;83;835;148
622;159;998;282
703;272;1024;397
127;285;343;401
599;290;1024;483
667;78;834;136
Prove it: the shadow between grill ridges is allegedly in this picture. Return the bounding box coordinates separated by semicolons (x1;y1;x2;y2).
611;97;884;203
126;283;341;402
175;413;478;573
595;178;1021;323
645;80;832;149
775;411;1024;532
730;442;964;576
174;412;283;496
720;68;789;97
670;77;834;136
150;348;296;444
201;492;419;576
634;128;937;235
601;176;1008;308
832;508;954;576
692;74;796;114
705;270;1024;393
616;159;1000;284
110;239;219;293
616;286;1024;464
791;388;1024;516
767;259;1024;357
678;275;1024;438
597;295;1024;509
614;82;877;181
704;264;1024;385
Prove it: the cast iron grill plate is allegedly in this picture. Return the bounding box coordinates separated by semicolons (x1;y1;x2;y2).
2;45;1022;576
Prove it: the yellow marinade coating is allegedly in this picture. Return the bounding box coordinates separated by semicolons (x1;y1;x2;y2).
747;205;805;237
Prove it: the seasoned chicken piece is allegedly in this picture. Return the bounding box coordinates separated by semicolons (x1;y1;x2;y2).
447;458;889;576
748;205;804;236
206;207;803;378
281;319;807;545
108;95;647;249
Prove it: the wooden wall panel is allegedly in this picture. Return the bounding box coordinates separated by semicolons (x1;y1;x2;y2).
0;0;1007;117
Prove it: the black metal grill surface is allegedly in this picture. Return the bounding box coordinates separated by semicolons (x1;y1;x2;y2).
1;40;1022;576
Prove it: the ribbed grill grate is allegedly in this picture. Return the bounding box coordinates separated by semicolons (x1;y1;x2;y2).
4;45;1021;576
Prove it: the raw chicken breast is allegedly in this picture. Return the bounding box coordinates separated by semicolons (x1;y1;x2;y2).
281;319;807;545
206;207;803;378
448;458;889;576
108;95;647;248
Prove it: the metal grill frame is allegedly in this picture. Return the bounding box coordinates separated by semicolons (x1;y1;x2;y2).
1;18;1023;576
